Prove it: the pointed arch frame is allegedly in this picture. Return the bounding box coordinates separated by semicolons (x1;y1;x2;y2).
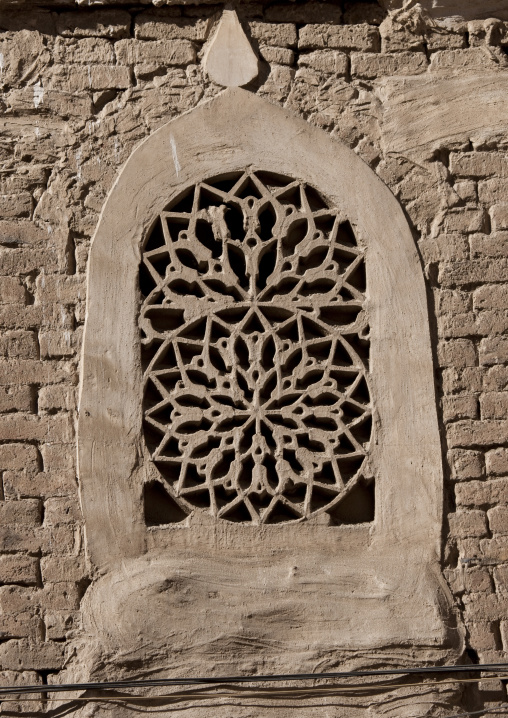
78;88;449;650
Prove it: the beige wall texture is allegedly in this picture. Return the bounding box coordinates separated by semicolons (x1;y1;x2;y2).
1;0;508;716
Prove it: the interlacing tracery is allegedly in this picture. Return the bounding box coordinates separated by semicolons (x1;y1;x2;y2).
139;170;373;525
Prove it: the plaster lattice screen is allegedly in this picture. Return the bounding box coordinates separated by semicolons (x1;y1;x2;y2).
139;170;373;525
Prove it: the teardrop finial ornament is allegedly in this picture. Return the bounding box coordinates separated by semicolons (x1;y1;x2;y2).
203;9;259;88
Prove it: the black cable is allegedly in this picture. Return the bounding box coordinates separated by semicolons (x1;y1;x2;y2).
0;663;508;697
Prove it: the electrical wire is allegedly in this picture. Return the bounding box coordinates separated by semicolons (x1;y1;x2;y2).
0;663;508;698
0;669;507;700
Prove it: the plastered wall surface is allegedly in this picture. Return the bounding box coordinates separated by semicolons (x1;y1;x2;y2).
0;0;508;715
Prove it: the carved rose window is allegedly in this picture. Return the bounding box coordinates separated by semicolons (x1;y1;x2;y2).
139;170;373;525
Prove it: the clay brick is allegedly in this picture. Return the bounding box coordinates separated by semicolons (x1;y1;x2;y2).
47;64;131;92
450;152;508;178
435;289;471;315
419;233;469;262
442;367;483;395
0;277;25;304
55;10;131;39
484;365;508;391
470;232;508;258
437;339;476;368
0;614;42;641
39;329;81;360
486;448;508;476
53;37;115;64
351;51;426;78
426;30;466;51
0;414;74;444
0;193;32;219
456;479;508;507
465;567;493;593
249;22;297;47
0;30;50;89
443;395;478;422
0;500;41;526
494;564;508;592
480;536;508;562
380;18;424;53
0;444;39;474
44;498;82;526
299;24;380;52
429;47;495;71
453;180;477;203
488;506;508;535
448;510;488;538
0;249;59;276
474;284;508;311
266;5;342;24
468;621;499;651
480;336;508;365
478;178;508;203
39;444;75;476
439;260;508;287
0;330;38;360
38;385;75;413
490;203;508;232
40;556;86;584
3;470;77;500
448;449;484;480
463;593;507;622
45;611;80;640
115;39;196;66
448;420;508;448
0;360;71;387
260;46;295;65
437;313;476;339
0;581;79;615
298;50;348;74
0;386;32;413
0;220;54;249
0;638;64;671
0;555;38;586
481;392;508;419
457;537;482;558
0;527;43;554
35;275;85;305
8;87;94;119
476;310;508;337
135;13;207;41
441;208;486;234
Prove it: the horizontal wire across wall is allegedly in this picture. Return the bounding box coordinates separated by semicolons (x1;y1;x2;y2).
1;663;508;702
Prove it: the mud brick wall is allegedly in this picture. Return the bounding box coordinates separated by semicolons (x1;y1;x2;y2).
0;0;508;711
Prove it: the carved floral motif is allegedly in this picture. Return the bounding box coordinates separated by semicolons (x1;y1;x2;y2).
139;170;372;524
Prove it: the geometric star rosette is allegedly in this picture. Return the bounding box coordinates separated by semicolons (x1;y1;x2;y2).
139;169;373;524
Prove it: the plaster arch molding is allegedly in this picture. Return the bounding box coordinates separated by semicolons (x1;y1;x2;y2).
76;88;457;687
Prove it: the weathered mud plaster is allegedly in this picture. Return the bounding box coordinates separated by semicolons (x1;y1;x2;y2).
74;88;460;708
379;73;508;161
